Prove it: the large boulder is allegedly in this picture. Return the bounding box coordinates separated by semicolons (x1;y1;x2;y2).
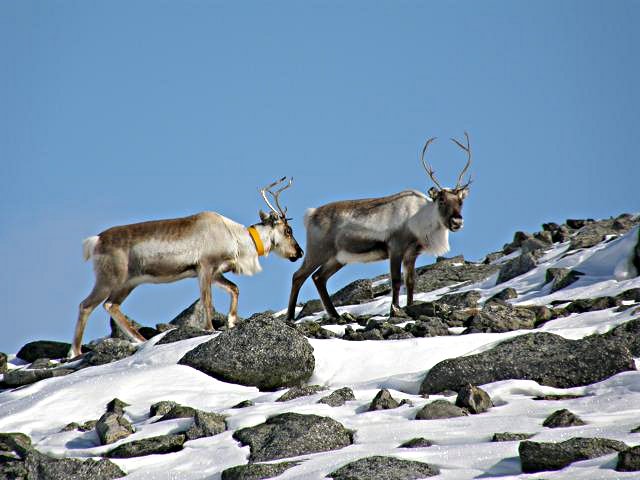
95;412;134;445
496;252;537;284
542;409;585;428
1;367;74;388
318;387;356;407
455;384;492;414
569;215;639;250
415;399;467;420
617;445;640;472
329;456;439;480
155;326;212;345
232;413;352;462
221;461;299;480
16;341;71;362
179;314;315;391
545;268;584;293
106;434;186;458
421;332;635;394
169;299;229;330
464;299;536;333
519;437;627;473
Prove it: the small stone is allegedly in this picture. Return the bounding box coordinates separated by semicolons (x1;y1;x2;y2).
617;445;640;472
185;411;227;441
106;398;129;415
85;338;137;366
221;461;299;480
543;409;586;428
399;437;433;448
106;434;186;458
95;412;134;445
232;400;255;409
455;384;492;414
158;405;198;422
277;385;326;402
415;399;468;420
545;268;584;293
150;400;179;417
491;432;535;442
368;389;400;411
318;387;356;407
496;252;537;284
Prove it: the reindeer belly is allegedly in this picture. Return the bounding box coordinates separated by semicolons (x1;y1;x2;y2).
129;240;200;284
336;239;388;264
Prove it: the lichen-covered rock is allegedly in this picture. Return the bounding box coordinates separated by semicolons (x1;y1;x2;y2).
277;385;326;402
0;433;32;458
330;456;439;480
496;252;537;284
0;353;7;374
415;399;467;420
96;412;134;445
545;268;584;292
601;317;640;356
491;432;534;442
185;411;226;441
368;389;400;411
16;341;72;362
25;450;125;479
221;461;299;480
155;326;212;345
411;256;499;294
179;314;314;390
105;398;129;415
232;400;254;409
437;290;481;309
489;288;518;301
616;445;640;472
399;437;433;448
519;437;627;473
106;434;186;458
455;384;492;414
331;279;376;306
85;338;138;366
295;321;336;339
157;405;198;421
150;400;179;417
565;296;620;314
318;387;356;407
1;367;74;388
169;298;229;330
404;318;450;337
232;413;352;462
542;409;586;428
464;299;536;333
421;332;635;394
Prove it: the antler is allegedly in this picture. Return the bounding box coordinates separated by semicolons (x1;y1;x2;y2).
420;137;443;191
259;176;293;217
451;131;472;190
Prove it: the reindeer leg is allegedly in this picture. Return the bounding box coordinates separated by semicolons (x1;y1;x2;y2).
71;284;111;358
312;259;344;319
389;253;403;316
104;285;145;343
214;274;240;328
287;260;321;321
198;264;215;331
403;252;418;307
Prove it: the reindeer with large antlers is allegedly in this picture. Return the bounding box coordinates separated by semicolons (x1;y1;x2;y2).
71;177;303;357
287;133;473;321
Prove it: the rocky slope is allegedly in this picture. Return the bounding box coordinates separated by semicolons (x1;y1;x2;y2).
1;214;639;479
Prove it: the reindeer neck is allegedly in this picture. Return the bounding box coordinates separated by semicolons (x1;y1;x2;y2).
247;223;273;257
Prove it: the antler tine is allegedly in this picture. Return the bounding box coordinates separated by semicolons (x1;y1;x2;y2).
420;137;443;191
259;176;286;215
451;131;472;190
272;177;293;217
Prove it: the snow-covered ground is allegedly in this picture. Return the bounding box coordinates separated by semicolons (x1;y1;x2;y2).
1;226;639;479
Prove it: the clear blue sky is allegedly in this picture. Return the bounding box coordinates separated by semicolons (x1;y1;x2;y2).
1;1;638;354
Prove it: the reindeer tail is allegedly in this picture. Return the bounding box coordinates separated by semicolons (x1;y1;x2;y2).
82;236;100;261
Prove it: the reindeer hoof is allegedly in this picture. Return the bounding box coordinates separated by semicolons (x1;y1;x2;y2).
389;304;405;318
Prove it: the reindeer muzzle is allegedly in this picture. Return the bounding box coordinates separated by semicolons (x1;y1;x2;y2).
290;245;304;261
449;217;464;232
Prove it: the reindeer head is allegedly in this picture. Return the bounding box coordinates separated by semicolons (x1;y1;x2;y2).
259;177;304;261
421;132;472;232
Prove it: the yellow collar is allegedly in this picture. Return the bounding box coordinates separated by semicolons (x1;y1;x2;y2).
247;226;266;256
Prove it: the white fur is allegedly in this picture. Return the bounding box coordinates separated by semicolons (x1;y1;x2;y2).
407;199;451;256
82;236;99;261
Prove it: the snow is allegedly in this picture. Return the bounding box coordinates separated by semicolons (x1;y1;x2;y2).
1;226;639;479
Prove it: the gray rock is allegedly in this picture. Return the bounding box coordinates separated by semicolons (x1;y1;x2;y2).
483;251;505;264
542;409;586;428
602;317;640;356
519;437;627;473
404;318;450;337
232;400;254;409
106;434;186;458
491;432;534;442
464;299;536;333
496;252;537;284
16;341;72;362
105;398;129;415
533;394;585;401
0;352;6;374
438;290;481;309
534;230;554;244
489;288;518;301
29;358;55;369
277;385;326;402
150;400;179;417
158;405;198;421
331;279;375;306
221;461;299;480
455;384;492;414
634;227;640;274
109;316;145;341
185;411;227;441
368;389;400;411
61;420;97;433
85;338;137;366
565;296;620;314
421;332;636;394
155;326;212;345
330;455;439;480
411;256;499;294
318;387;356;407
521;238;550;255
566;219;592;229
545;268;584;292
295;321;336;339
232;412;352;462
399;437;433;448
179;314;314;391
296;299;325;318
13;450;125;480
0;432;32;458
1;367;74;388
95;412;134;445
617;445;640;472
170;299;229;330
415;399;468;420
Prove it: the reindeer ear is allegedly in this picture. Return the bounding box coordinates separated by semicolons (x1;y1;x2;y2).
428;187;439;201
259;210;270;223
457;188;469;201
